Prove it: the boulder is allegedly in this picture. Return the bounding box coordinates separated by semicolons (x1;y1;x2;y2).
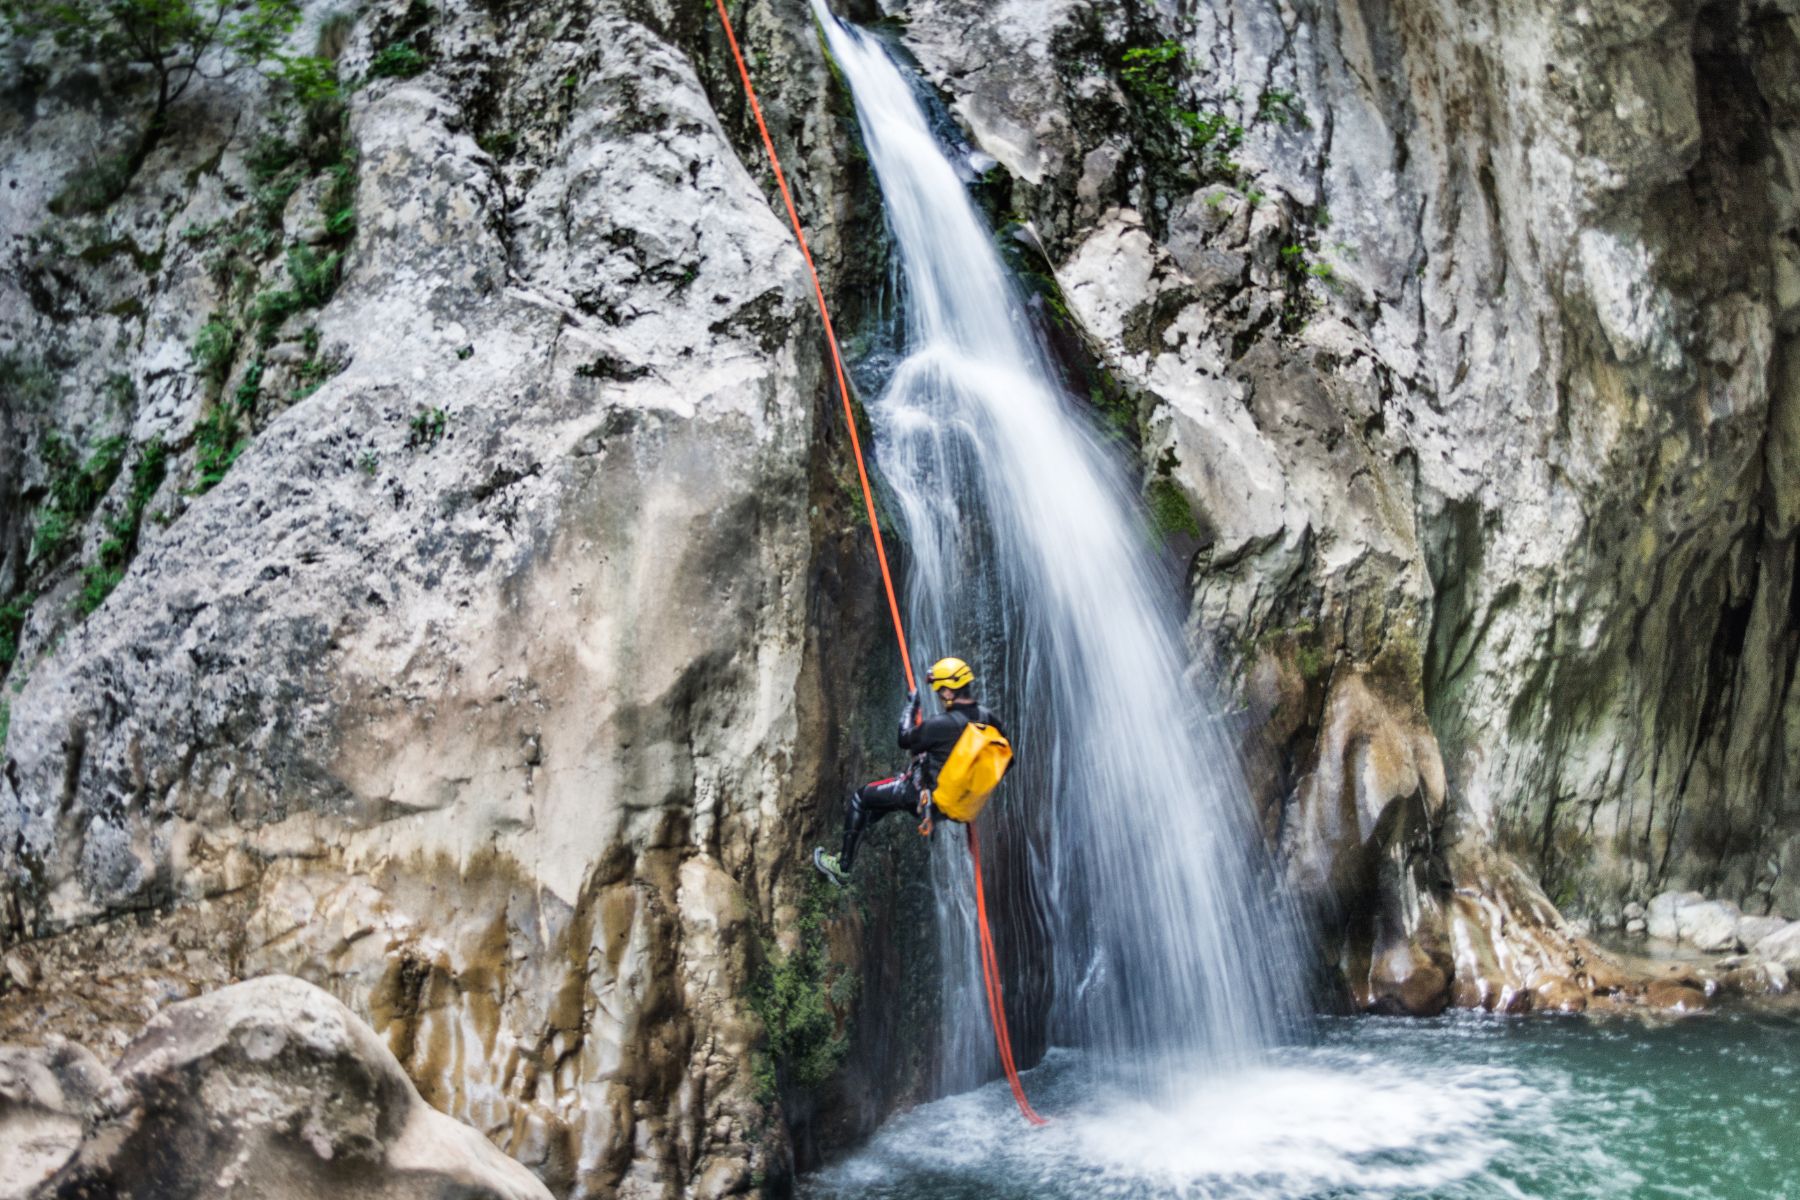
1675;900;1743;952
1717;960;1788;998
1736;915;1788;948
1531;974;1589;1013
1752;922;1800;972
1646;891;1706;940
1645;979;1710;1012
0;1040;122;1200
39;975;552;1200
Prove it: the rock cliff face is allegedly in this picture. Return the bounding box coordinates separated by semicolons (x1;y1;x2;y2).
892;0;1800;1013
3;0;1799;1192
1;0;891;1194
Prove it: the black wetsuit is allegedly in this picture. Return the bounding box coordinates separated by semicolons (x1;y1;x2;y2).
839;695;1009;869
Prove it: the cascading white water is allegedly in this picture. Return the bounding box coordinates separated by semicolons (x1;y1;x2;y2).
812;8;1311;1095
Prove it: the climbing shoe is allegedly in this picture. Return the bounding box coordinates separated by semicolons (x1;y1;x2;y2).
813;847;849;888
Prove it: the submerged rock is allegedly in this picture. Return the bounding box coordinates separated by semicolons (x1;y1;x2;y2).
24;975;552;1200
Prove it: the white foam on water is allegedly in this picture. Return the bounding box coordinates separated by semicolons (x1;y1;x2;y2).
805;1048;1560;1200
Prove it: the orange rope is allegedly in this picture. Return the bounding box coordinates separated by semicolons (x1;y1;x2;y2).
711;0;1044;1125
709;0;913;693
969;824;1050;1124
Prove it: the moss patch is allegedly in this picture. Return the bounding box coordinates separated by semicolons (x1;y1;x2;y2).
751;876;854;1097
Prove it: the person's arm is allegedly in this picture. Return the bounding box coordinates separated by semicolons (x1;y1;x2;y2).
896;689;922;749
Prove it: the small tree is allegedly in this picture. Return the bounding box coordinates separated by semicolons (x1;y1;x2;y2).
2;0;310;202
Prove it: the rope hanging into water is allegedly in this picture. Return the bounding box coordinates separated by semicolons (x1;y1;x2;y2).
709;0;1046;1127
968;824;1050;1124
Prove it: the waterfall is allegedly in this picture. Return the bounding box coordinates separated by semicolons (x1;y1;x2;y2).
813;7;1310;1095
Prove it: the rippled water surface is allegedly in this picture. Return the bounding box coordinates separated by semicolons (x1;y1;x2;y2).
802;1011;1800;1200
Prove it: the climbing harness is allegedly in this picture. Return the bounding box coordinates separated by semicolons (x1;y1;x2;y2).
710;0;1046;1127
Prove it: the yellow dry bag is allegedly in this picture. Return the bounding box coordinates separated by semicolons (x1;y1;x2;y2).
930;717;1013;823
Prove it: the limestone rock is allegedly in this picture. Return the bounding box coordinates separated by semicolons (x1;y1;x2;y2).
1752;922;1800;972
0;0;865;1191
1675;900;1744;953
0;1040;121;1200
33;975;552;1200
1647;891;1707;941
1735;914;1788;948
899;0;1800;1014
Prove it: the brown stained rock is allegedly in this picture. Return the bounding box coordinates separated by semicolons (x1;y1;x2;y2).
1645;980;1711;1012
1369;953;1452;1017
1582;956;1634;995
1716;960;1789;998
1531;975;1589;1014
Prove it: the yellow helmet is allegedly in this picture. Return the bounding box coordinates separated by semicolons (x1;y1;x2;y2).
927;656;975;693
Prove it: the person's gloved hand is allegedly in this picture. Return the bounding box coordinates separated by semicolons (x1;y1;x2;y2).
898;687;921;733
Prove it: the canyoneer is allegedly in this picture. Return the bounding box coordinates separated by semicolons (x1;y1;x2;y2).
813;656;1014;886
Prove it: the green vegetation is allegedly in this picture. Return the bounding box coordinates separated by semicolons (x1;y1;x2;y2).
1089;374;1137;442
1;355;57;410
477;129;518;159
78;438;167;614
0;0;314;212
0;593;33;673
192;318;237;381
751;878;853;1098
1257;87;1309;128
31;434;128;564
102;372;135;411
188;37;356;488
1147;476;1200;542
1242;618;1330;681
53;153;136;216
191;362;261;493
407;406;447;449
366;41;428;81
273;47;341;106
1277;242;1336;331
1120;41;1244;179
1295;639;1328;681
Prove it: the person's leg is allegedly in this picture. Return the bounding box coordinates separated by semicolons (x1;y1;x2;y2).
839;774;920;871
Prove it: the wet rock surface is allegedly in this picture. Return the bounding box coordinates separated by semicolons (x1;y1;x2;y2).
892;0;1800;1014
2;0;1799;1191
